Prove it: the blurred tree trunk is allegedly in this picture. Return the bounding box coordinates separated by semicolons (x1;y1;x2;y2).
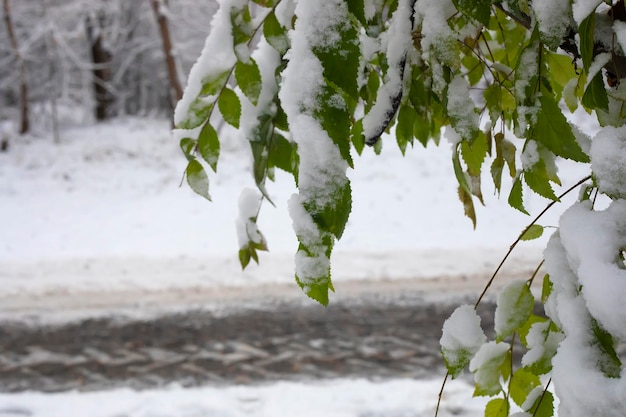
3;0;29;133
85;14;113;121
150;0;183;112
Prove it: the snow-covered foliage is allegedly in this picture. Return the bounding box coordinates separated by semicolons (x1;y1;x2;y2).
176;0;626;415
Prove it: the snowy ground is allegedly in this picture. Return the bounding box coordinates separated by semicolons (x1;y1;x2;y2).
0;116;589;415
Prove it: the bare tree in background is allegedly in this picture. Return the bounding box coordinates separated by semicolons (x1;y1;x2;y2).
2;0;29;133
85;13;113;121
150;0;183;111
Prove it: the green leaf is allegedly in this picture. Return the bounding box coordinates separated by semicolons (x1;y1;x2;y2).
200;70;230;96
263;12;289;54
396;104;415;155
579;13;595;72
547;52;577;100
527;391;554;417
230;5;253;47
250;0;277;7
453;148;476;227
186;159;211;201
494;280;534;341
472;343;510;396
485;398;509;417
346;0;366;25
519;224;543;241
524;161;558;201
239;246;252;269
461;132;488;177
314;85;353;168
508;176;529;215
218;88;242;128
582;72;609;111
313;18;360;100
534;95;589;162
351;119;365;155
307;180;353;240
491;157;504;194
590;318;622;378
453;0;493;26
518;314;548;347
197;123;220;172
269;132;298;179
541;274;552;304
510;368;541;407
180;138;196;161
235;58;262;106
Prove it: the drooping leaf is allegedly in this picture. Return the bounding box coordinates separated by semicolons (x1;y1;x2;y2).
235;58;262;106
541;274;553;304
527;391;554;417
346;0;366;25
454;0;494;26
263;12;289;54
218;88;242;128
494;280;534;341
179;138;196;161
269;132;298;179
582;72;609;111
314;85;353;168
590;318;622;378
524;160;558;201
533;95;589;162
396;103;415;155
461;132;488;176
510;368;541;407
186;159;211;201
313;18;360;100
579;13;595;72
200;70;231;96
508;176;529;214
197;122;220;172
351;119;365;155
471;342;511;396
485;398;509;417
519;224;543;241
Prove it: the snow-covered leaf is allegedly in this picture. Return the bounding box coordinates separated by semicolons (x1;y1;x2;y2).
494;280;534;341
235;58;262;106
469;341;510;396
197;123;220;172
186;159;211;201
263;12;289;54
453;0;493;25
440;305;487;378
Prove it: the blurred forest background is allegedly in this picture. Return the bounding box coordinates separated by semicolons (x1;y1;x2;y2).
1;0;217;140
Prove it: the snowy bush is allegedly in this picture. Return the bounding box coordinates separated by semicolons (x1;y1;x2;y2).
176;1;626;416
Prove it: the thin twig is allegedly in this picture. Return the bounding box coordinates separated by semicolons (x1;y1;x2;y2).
474;175;592;308
434;371;449;417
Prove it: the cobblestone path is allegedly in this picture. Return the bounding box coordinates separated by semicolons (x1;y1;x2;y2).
0;297;498;392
